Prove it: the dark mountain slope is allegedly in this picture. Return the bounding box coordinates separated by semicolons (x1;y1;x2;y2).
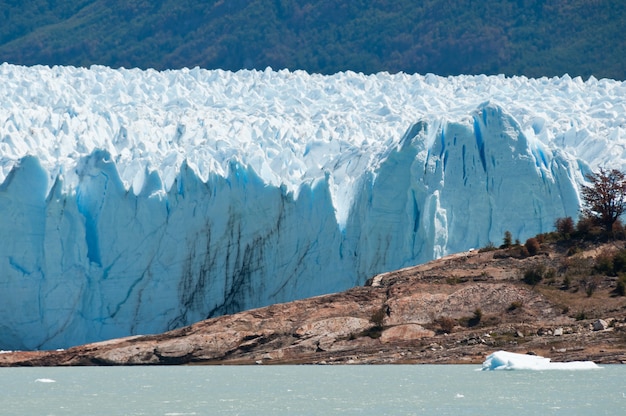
1;0;624;79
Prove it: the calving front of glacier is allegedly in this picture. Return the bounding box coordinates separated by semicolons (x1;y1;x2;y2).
0;64;620;350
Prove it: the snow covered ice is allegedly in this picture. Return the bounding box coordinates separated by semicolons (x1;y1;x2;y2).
481;351;601;370
0;63;625;349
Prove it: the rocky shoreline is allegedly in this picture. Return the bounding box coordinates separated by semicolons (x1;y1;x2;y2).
2;243;625;366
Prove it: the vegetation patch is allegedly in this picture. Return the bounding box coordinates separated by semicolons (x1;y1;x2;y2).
522;265;545;286
2;1;625;78
457;308;483;328
433;316;456;334
507;301;523;312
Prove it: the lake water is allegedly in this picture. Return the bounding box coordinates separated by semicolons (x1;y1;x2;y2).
1;365;624;415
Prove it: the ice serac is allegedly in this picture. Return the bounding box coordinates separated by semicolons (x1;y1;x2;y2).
0;65;610;350
345;103;581;275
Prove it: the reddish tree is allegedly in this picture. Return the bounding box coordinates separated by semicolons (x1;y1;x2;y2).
554;216;575;236
525;237;540;256
581;168;626;234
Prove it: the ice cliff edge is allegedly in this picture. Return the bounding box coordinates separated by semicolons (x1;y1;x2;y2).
0;105;581;350
0;65;609;349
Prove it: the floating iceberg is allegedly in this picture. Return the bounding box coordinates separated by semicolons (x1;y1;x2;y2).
481;351;601;371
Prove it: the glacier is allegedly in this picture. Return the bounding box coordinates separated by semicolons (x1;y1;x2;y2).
0;63;625;350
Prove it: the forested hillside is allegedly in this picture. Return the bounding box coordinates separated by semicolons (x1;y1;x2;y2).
1;0;624;79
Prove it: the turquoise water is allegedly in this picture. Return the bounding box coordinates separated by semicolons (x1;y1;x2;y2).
0;365;624;415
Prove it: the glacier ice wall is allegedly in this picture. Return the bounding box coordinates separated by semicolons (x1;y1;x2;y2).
0;64;623;349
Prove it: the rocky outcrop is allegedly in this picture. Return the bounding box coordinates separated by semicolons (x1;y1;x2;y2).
1;244;626;366
593;319;609;331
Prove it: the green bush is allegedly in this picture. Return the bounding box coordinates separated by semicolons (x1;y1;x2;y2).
612;249;626;274
582;276;601;297
593;248;626;276
523;265;545;286
576;217;603;240
594;250;615;275
502;231;513;248
507;301;523;312
479;242;497;252
616;275;626;296
467;308;482;327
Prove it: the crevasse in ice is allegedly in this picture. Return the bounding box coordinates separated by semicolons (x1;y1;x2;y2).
0;64;623;349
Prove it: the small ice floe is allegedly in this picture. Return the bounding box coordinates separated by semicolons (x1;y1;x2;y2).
455;393;465;398
164;413;197;416
481;350;601;371
35;378;56;383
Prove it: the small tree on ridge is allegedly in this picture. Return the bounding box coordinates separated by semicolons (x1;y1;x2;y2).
502;230;513;248
581;168;626;234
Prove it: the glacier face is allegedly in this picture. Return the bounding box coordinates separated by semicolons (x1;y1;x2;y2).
0;64;623;350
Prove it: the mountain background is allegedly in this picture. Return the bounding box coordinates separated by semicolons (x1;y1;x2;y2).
1;0;624;79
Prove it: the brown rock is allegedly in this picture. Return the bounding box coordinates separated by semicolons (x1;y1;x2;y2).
1;241;625;366
94;343;159;365
380;324;435;343
592;319;609;331
295;317;371;338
